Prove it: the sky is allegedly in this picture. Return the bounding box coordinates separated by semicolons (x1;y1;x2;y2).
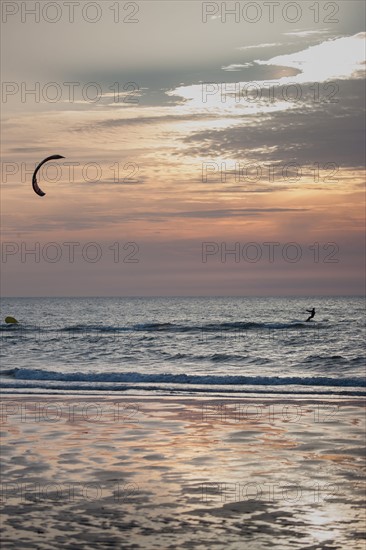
1;0;365;296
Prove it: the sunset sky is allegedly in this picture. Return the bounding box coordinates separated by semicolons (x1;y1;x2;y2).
1;0;365;296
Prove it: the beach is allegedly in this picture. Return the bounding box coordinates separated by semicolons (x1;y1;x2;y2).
1;394;365;549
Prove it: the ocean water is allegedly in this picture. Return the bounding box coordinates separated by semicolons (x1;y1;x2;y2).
0;296;364;395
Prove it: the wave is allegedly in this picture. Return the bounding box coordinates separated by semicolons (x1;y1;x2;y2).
134;321;323;332
1;320;325;334
61;324;131;333
6;368;364;388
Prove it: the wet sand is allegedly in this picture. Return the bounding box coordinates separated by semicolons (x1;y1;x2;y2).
0;395;365;549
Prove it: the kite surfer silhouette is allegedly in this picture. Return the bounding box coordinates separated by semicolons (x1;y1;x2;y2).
305;307;316;322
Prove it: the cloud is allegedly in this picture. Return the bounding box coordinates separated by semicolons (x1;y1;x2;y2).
222;63;253;71
255;33;365;83
2;207;309;236
145;207;308;219
283;29;330;38
237;43;283;50
180;79;366;169
8;147;47;153
164;34;365;128
82;113;218;129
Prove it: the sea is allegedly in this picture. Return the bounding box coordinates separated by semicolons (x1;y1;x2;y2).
0;296;365;396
